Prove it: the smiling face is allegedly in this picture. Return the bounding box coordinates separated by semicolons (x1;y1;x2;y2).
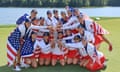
43;35;49;41
77;16;84;24
40;18;45;26
47;13;52;18
74;36;81;43
77;27;84;34
74;9;80;16
25;22;31;28
31;10;37;19
61;12;66;18
43;32;50;42
53;10;59;17
67;10;72;17
32;19;39;25
65;29;72;36
31;12;37;18
54;11;59;17
58;32;63;39
31;33;37;40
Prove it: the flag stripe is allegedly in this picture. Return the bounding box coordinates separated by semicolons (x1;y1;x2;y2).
7;40;17;53
93;22;109;35
7;57;13;66
7;53;13;61
7;44;17;56
7;40;17;66
7;49;15;60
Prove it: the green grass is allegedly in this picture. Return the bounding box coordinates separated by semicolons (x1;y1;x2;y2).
0;18;120;72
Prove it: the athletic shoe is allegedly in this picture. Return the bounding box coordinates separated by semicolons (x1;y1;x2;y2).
13;65;21;71
21;63;30;68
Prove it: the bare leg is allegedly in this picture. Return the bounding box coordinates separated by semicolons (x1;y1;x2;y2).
45;58;51;66
51;59;57;66
67;58;72;64
31;58;38;68
73;58;78;65
39;58;44;66
60;59;65;66
102;35;112;51
24;58;31;65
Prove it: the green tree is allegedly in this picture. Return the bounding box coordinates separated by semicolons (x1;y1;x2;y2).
83;0;90;7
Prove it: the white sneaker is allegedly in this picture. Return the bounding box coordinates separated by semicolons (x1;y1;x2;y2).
13;65;21;71
21;63;30;68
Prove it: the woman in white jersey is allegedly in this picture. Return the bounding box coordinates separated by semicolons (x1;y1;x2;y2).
65;37;106;72
38;32;52;66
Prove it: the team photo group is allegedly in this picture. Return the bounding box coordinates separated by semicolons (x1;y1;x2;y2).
7;6;113;72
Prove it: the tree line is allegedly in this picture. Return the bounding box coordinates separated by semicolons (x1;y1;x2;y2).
0;0;120;7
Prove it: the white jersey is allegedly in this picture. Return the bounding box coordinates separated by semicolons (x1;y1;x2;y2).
62;34;76;50
65;42;88;56
63;16;79;27
86;43;105;63
75;31;95;43
84;31;94;43
52;16;60;27
83;20;109;35
38;40;51;54
65;42;104;63
30;24;49;40
51;43;64;55
33;40;41;56
61;23;80;30
84;20;94;33
33;40;41;49
18;24;26;38
62;31;94;43
97;51;104;60
45;17;53;26
30;24;48;29
18;24;32;38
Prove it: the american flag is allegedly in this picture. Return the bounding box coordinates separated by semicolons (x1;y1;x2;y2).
20;38;34;58
92;22;109;35
7;28;21;66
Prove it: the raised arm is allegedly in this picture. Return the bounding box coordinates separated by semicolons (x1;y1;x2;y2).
63;16;78;27
31;24;48;29
61;23;80;30
39;28;49;32
64;42;83;49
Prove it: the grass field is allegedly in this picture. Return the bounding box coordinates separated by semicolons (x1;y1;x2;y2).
0;17;120;72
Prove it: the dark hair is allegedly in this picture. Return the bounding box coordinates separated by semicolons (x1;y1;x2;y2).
31;31;37;35
43;32;50;36
31;17;36;21
53;10;58;14
74;35;81;40
31;9;37;14
40;17;44;20
61;11;66;15
25;18;30;23
47;10;52;15
58;31;63;34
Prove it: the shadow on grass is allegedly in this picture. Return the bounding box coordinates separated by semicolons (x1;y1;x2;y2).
0;64;106;72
